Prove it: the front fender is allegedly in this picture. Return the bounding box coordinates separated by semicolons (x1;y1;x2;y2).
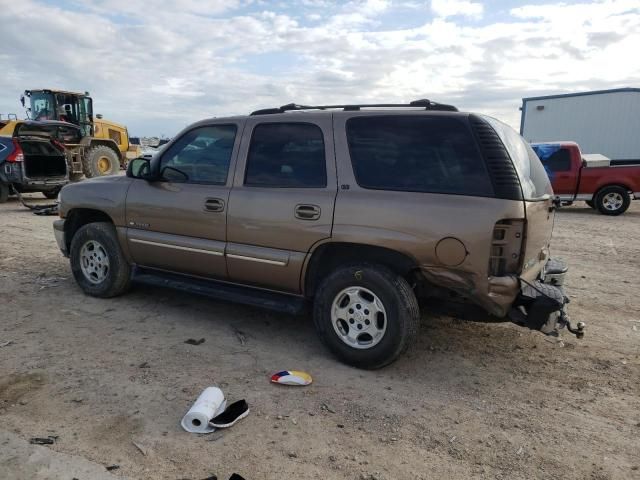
59;175;133;225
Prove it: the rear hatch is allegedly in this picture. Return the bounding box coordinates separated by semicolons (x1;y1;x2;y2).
481;116;555;280
14;122;72;182
19;137;68;180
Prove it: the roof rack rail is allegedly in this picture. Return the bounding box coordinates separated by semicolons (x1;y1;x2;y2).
250;99;458;115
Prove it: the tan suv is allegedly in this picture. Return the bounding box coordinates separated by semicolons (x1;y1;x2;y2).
53;100;583;369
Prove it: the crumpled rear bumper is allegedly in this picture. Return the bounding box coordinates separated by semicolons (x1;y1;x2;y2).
3;161;67;191
507;258;584;338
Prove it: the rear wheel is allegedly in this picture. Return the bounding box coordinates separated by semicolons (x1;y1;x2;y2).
83;145;120;178
0;183;9;203
586;200;595;209
313;264;420;369
595;186;630;216
69;222;131;298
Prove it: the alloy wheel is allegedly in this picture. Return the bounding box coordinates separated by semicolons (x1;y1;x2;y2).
331;286;387;349
79;240;110;284
602;192;624;211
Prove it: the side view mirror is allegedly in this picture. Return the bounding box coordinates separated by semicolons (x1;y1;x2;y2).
127;157;154;180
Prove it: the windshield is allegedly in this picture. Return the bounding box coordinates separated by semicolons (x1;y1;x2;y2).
481;115;553;201
30;92;55;121
29;91;92;136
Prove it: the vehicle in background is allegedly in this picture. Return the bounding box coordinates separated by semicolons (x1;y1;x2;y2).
12;89;140;178
0;121;72;202
0;113;18;122
521;88;640;163
140;144;167;160
53;100;584;369
532;141;640;215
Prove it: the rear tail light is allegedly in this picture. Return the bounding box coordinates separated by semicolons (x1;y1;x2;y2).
489;219;525;276
6;139;24;162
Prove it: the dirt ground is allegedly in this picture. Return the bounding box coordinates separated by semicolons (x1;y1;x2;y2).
1;194;639;480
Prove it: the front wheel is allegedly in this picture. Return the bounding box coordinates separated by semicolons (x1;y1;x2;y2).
313;264;420;369
585;200;595;209
595;186;630;216
83;145;120;178
69;222;131;298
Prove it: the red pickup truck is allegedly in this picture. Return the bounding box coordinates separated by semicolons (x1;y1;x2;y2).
532;142;640;215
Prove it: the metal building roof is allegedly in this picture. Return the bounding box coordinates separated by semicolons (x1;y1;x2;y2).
522;87;640;103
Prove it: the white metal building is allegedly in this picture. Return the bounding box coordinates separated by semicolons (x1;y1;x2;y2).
520;87;640;161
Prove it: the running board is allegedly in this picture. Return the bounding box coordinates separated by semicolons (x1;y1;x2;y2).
132;267;308;315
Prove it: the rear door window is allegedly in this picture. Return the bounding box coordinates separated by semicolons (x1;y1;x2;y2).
245;123;326;188
346;116;493;196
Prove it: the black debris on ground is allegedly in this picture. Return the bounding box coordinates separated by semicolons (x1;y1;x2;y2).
29;436;57;445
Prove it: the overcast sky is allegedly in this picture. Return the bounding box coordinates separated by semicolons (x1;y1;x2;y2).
1;0;638;136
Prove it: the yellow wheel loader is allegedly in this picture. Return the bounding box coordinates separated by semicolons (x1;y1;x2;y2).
18;89;140;178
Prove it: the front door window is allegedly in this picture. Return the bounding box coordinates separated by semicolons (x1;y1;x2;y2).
159;125;237;185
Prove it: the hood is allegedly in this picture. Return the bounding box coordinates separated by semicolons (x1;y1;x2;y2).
94;118;126;131
80;174;131;185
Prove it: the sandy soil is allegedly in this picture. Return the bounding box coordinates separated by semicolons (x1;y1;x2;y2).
1;194;639;480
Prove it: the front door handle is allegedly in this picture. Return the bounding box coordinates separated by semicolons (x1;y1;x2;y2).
295;204;321;220
204;197;225;212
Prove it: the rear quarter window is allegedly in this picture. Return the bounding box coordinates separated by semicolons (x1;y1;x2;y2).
481;116;553;200
346;116;493;196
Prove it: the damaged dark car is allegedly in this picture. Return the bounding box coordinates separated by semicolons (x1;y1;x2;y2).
0;120;80;202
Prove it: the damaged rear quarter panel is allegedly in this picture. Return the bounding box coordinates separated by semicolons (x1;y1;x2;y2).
330;186;527;315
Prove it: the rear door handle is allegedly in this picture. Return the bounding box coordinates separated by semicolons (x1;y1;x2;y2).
204;197;225;212
295;204;321;220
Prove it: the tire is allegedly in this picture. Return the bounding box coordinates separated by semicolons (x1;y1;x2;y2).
312;264;420;369
83;145;120;178
69;222;131;298
586;200;595;209
0;183;9;203
594;185;630;216
42;187;61;199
